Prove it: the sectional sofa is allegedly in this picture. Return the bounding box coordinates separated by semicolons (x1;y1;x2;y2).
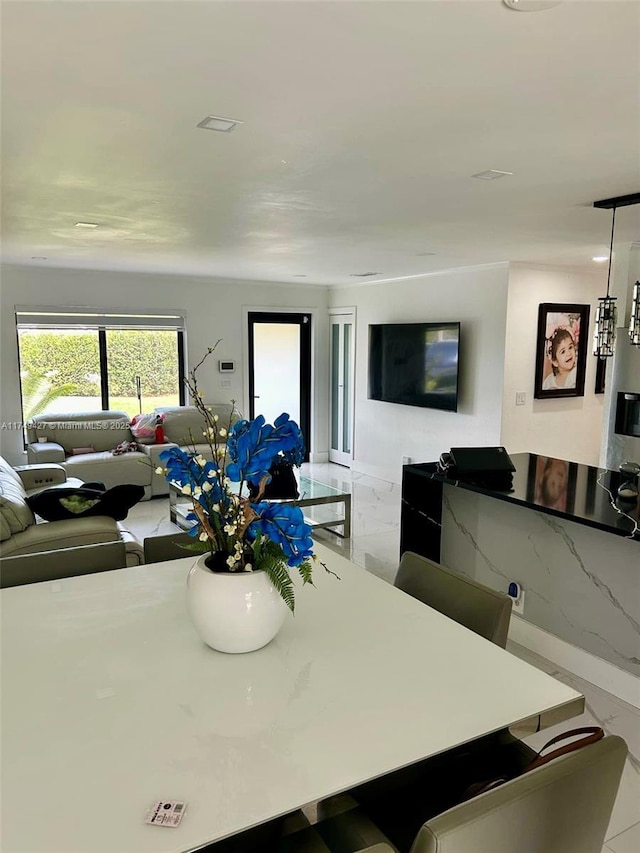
26;404;240;498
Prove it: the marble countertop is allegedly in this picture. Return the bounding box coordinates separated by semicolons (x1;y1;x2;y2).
0;542;582;853
405;452;639;541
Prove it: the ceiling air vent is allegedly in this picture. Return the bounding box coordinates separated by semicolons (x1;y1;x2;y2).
471;170;513;181
197;115;243;133
350;272;380;277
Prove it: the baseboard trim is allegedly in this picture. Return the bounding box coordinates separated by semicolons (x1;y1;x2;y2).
509;615;640;710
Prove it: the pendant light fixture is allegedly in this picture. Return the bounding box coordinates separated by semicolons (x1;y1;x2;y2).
593;192;640;358
592;206;618;359
629;281;640;346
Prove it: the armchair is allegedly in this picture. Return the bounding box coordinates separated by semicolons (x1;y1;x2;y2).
0;456;143;573
13;462;73;490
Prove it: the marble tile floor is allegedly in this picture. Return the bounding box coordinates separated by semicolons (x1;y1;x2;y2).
125;461;640;849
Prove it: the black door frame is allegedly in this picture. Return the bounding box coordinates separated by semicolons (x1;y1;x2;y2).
247;312;311;462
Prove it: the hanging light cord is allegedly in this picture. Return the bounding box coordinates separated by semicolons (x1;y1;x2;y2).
606;206;616;298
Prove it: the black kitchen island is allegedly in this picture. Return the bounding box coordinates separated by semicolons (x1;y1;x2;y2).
401;452;639;681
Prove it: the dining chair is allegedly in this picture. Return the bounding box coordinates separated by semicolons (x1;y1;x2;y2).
0;541;127;588
395;551;512;647
143;531;195;563
339;554;523;830
315;735;627;853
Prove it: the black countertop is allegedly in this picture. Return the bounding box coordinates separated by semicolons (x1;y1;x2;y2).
404;452;639;542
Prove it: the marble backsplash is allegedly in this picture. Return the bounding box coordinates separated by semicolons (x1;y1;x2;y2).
441;485;640;677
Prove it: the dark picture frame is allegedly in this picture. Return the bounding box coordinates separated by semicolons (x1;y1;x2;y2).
534;303;590;399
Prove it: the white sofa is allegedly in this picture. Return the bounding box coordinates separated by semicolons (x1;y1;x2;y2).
25;410;161;497
26;405;241;498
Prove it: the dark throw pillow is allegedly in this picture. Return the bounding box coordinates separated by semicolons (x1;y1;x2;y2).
27;484;145;522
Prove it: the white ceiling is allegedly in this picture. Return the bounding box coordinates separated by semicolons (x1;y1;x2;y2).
2;0;639;286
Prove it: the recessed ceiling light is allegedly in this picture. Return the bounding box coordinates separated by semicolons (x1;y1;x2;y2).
350;272;380;277
74;222;99;228
592;256;609;263
471;170;513;180
197;115;243;133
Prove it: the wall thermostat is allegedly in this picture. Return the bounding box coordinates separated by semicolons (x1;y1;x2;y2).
218;360;235;373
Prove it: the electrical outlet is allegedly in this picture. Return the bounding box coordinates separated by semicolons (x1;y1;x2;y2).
515;391;526;406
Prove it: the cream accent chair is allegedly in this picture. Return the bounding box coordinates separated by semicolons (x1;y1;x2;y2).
311;735;626;853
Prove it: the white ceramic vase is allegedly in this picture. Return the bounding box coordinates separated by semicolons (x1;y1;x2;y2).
186;555;288;653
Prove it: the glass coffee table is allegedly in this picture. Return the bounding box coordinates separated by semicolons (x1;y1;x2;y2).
169;475;351;538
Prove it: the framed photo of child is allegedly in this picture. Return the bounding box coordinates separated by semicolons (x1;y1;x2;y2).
533;303;590;399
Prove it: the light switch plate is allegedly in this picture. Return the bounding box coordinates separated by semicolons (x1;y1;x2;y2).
515;392;526;406
220;379;232;389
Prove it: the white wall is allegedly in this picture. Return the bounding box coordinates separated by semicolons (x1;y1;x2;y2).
0;264;329;465
501;264;605;466
329;264;510;483
2;261;625;476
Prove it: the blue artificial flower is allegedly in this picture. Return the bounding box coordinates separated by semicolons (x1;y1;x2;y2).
187;518;201;537
246;502;314;567
226;415;276;484
159;446;224;507
272;413;306;466
227;412;305;485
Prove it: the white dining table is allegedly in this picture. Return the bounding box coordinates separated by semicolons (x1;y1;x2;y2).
0;543;583;853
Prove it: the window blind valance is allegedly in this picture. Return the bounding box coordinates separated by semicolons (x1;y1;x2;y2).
15;308;185;331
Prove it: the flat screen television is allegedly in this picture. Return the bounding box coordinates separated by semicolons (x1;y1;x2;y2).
368;322;460;412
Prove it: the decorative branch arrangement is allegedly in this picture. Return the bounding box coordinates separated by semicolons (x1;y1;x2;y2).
157;343;336;611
